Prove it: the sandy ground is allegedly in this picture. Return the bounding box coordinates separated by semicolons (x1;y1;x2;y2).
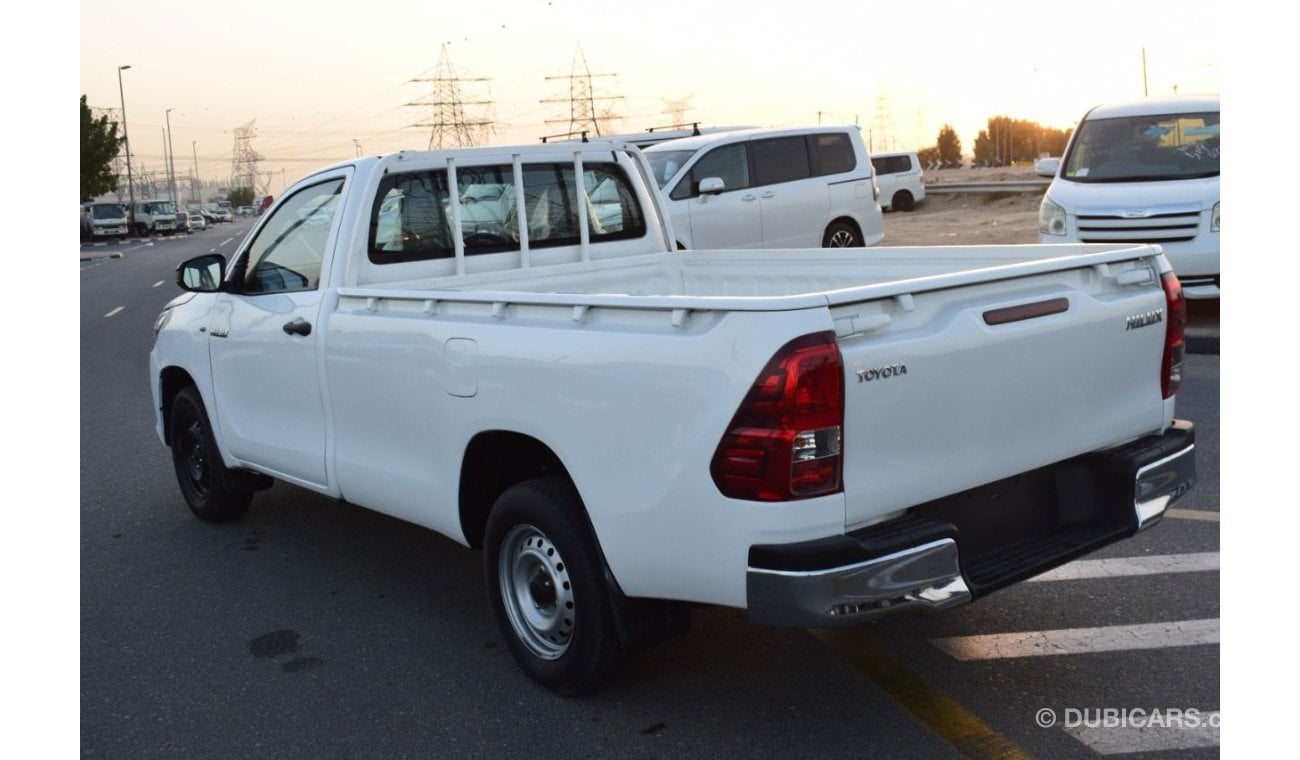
881;167;1043;246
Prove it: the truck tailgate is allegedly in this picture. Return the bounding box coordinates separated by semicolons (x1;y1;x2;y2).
834;262;1170;530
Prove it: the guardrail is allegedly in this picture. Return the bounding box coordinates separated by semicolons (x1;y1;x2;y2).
924;180;1050;194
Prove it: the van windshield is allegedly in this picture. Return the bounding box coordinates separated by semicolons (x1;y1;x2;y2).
1062;111;1219;183
645;150;696;188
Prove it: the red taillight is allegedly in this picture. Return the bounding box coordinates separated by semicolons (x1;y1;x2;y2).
711;331;844;501
1161;271;1186;399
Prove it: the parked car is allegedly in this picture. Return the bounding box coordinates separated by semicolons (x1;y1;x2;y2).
1037;95;1219;299
643;126;884;249
871;151;926;212
189;212;207;231
237;206;254;216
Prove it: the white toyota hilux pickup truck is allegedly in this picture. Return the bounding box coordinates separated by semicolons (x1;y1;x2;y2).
150;142;1196;694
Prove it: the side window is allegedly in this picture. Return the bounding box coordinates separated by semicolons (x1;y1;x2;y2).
238;178;344;293
369;162;646;264
583;165;646;240
809;133;857;176
521;163;648;247
871;155;908;175
750;136;812;186
670;144;749;200
369;170;455;263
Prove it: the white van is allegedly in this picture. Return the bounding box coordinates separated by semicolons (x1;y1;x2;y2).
1038;96;1219;298
871;151;925;211
643;126;883;249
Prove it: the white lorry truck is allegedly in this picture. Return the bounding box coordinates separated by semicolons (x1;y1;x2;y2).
150;141;1195;694
80;201;130;240
131;199;179;236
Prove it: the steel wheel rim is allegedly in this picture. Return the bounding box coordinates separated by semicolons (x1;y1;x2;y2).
499;524;574;660
180;419;210;498
828;229;856;247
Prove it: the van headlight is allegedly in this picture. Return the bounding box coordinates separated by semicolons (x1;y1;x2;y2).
1211;202;1220;232
1039;198;1067;236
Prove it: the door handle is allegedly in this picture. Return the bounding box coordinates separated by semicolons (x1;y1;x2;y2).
760;191;775;199
742;194;758;202
282;318;312;336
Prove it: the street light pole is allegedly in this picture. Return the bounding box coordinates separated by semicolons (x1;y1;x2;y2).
165;108;178;207
116;65;135;216
192;140;200;204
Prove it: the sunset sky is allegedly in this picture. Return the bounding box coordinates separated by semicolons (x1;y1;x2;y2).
79;0;1220;195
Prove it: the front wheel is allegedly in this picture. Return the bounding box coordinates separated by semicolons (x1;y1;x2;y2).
484;477;623;695
169;387;252;522
822;221;862;247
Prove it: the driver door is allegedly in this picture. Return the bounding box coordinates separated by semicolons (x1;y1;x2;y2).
207;173;347;487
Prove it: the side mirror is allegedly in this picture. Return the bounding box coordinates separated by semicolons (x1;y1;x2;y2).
698;176;726;196
1035;157;1060;178
177;253;226;292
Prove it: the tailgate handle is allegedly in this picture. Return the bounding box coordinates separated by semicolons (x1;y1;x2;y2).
983;297;1069;326
1117;269;1155;286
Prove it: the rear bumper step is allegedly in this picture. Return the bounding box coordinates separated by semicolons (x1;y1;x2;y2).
746;420;1196;627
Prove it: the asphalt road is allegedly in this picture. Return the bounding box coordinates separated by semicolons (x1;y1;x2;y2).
80;227;1220;759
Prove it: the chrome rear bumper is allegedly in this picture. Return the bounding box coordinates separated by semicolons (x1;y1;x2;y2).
746;420;1196;627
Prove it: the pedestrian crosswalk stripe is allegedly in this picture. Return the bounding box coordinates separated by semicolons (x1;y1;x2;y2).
1028;552;1218;582
932;619;1219;661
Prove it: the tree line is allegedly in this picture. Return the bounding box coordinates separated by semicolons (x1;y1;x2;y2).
916;117;1073;168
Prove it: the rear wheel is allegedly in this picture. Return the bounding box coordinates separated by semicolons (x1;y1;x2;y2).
169;386;252;522
891;190;916;212
822;221;862;247
484;477;623;695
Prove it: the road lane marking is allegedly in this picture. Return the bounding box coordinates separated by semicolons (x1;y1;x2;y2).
1165;508;1219;522
104;307;124;318
815;631;1031;760
1064;710;1220;755
1028;552;1219;582
153;281;164;288
932;619;1219;661
219;237;234;247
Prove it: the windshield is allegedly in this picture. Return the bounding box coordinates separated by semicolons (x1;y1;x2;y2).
645;149;696;188
91;204;125;219
1062;111;1219;183
149;201;177;214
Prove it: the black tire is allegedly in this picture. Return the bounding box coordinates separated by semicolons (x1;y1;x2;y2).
169;386;252;522
484;476;623;695
822;221;862;247
134;223;149;237
891;190;916;212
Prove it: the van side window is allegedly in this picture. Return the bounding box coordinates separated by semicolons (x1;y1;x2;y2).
872;155;913;175
750;136;812;186
671;144;750;200
809;133;856;176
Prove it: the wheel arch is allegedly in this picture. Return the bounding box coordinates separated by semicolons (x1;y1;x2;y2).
158;366;199;447
459;430;578;549
824;216;864;245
